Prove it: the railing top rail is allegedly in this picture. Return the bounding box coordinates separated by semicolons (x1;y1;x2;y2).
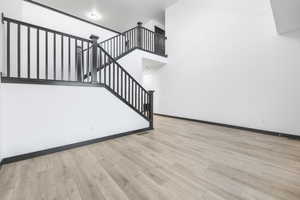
97;44;149;95
99;25;166;45
84;28;134;52
99;26;138;45
2;16;92;43
121;26;138;35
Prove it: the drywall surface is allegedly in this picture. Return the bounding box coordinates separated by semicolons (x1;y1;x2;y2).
142;68;161;113
0;0;22;163
118;49;168;83
0;84;149;158
21;1;117;41
271;0;300;34
154;0;300;136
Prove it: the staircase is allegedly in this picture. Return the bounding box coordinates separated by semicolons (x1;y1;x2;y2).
1;16;166;128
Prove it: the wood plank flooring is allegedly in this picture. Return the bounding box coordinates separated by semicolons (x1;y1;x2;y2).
1;115;300;200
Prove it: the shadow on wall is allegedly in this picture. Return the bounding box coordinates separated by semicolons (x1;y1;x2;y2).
280;28;300;39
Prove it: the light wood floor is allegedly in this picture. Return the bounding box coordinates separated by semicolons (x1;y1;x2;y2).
1;116;300;200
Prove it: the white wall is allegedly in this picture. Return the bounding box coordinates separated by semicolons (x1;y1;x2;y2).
142;67;161;113
153;0;300;136
119;49;168;83
0;0;22;163
115;49;167;115
20;1;117;41
0;84;149;158
271;0;300;34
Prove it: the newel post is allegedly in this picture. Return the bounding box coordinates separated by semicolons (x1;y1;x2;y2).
76;46;83;82
148;90;155;129
90;34;99;83
137;22;143;49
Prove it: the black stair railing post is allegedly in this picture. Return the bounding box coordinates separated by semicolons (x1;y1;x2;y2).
76;45;83;82
90;34;99;83
137;22;143;49
148;90;155;129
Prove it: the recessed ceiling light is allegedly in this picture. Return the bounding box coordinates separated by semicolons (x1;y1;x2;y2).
86;10;102;21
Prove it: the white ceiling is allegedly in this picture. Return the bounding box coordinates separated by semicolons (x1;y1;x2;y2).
270;0;300;34
35;0;178;32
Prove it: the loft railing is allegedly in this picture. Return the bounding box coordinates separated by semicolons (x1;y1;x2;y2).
100;22;167;60
1;15;154;125
2;15;93;82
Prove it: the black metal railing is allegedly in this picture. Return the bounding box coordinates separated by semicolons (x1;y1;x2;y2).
99;22;167;60
79;37;153;121
2;16;93;82
99;27;136;60
1;15;154;124
140;27;166;55
98;44;152;121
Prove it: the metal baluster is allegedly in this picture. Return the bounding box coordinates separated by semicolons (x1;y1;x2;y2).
75;39;77;80
109;62;111;87
104;54;107;85
90;35;99;83
128;75;130;102
37;29;40;79
68;37;70;80
135;82;137;109
53;33;56;80
131;79;133;105
99;48;102;83
144;91;146;115
7;21;10;77
117;64;119;94
61;35;63;80
17;24;20;78
125;73;127;100
81;41;84;81
76;45;83;82
45;31;48;79
148;90;154;128
27;26;30;78
87;42;90;82
121;70;123;97
113;63;115;91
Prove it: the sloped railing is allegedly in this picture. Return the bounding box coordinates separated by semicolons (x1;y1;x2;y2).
79;36;153;121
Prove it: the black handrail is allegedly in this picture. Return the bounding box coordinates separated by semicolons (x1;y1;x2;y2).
3;16;92;42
